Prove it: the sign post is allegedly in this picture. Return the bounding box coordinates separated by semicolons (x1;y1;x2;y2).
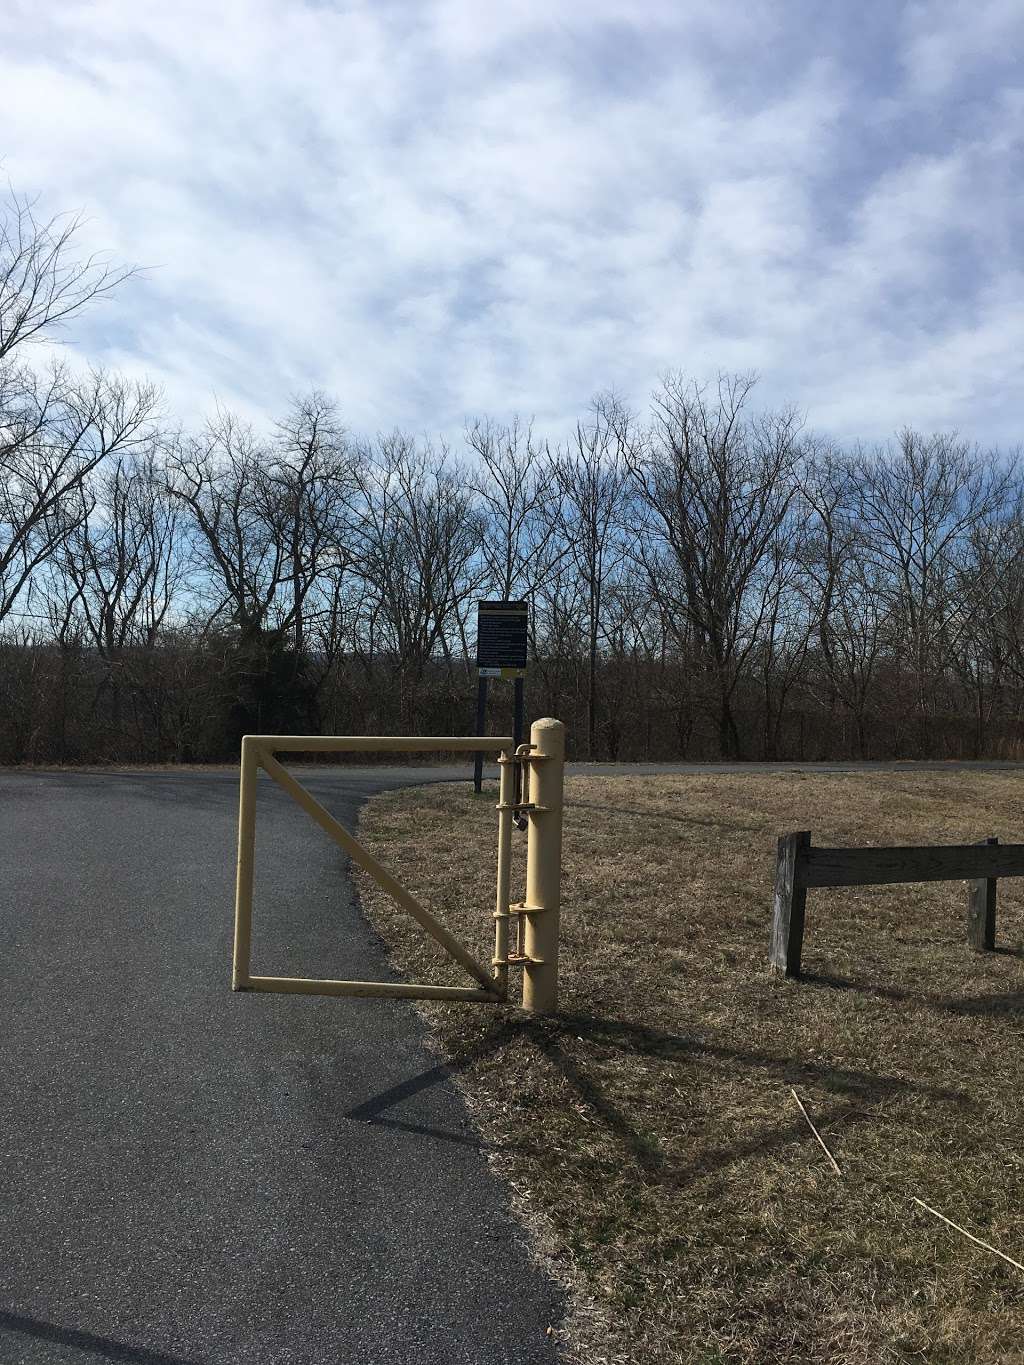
473;600;528;794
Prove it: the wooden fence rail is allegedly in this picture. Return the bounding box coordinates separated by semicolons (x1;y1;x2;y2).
769;832;1019;978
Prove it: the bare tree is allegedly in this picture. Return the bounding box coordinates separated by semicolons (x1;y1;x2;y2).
851;430;1009;753
753;528;815;759
0;188;137;361
798;444;888;757
167;396;352;646
465;415;560;600
550;394;634;758
44;447;183;746
57;449;182;654
0;366;160;625
0;187;146;629
266;391;353;663
345;433;486;725
164;395;356;738
628;372;803;758
948;479;1024;754
164;410;276;637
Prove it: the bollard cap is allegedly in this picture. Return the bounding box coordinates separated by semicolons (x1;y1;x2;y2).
529;717;565;754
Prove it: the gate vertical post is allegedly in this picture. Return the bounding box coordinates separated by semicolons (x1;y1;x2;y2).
522;717;565;1014
232;736;259;990
492;749;515;999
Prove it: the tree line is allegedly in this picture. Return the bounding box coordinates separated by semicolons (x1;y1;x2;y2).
3;191;1024;764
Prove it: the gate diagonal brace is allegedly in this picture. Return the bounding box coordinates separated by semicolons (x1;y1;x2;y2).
232;733;511;1003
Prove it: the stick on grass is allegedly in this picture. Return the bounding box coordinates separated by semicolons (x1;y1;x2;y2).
790;1087;842;1177
913;1197;1024;1275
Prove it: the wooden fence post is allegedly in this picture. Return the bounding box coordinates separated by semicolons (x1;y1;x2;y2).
966;836;998;952
769;831;811;978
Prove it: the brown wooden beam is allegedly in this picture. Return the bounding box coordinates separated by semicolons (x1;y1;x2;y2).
798;842;1024;889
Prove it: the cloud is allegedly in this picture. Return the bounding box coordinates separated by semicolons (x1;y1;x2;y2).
902;0;1024;96
0;0;1020;447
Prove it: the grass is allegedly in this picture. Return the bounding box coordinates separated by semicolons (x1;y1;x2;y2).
352;771;1024;1364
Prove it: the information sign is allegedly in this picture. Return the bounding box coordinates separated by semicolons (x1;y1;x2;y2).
476;600;528;673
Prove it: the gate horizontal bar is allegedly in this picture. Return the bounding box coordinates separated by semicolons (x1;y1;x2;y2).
245;975;500;1002
248;734;513;753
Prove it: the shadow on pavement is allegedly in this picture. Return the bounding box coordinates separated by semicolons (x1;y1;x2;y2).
0;1311;201;1365
345;1018;520;1149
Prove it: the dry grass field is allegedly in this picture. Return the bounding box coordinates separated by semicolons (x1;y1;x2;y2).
354;771;1024;1365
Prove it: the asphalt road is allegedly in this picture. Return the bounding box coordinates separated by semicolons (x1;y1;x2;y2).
3;756;1020;1364
0;765;563;1365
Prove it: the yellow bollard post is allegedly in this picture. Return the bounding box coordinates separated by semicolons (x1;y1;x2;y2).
522;717;565;1014
232;735;259;990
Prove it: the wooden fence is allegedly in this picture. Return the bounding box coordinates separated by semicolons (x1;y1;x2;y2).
769;832;1022;978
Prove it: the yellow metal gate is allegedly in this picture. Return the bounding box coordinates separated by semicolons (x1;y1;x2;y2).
230;720;565;1013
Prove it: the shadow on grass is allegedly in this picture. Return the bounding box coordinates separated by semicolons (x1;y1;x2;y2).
537;1013;968;1186
0;1310;199;1364
346;1010;969;1182
567;800;759;834
537;1030;875;1186
804;970;1024;1017
550;1013;967;1102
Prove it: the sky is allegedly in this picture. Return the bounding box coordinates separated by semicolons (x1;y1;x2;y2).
1;0;1022;447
